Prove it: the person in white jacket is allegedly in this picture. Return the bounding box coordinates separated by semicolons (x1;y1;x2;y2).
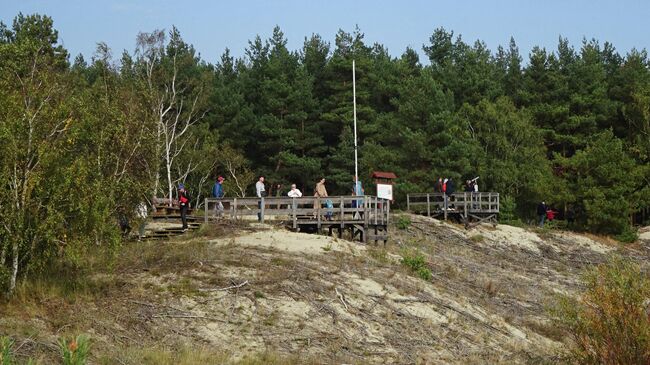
287;184;302;198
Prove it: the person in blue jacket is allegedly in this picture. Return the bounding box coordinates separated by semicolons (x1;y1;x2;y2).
212;176;225;218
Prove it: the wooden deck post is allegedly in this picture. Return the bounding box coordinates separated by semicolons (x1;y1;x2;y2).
444;193;448;221
317;198;321;232
292;198;297;229
374;196;378;225
363;197;369;243
463;193;467;220
340;196;344;232
488;193;492;212
407;194;410;212
426;194;431;217
204;198;208;224
386;200;390;226
260;197;265;223
233;198;238;220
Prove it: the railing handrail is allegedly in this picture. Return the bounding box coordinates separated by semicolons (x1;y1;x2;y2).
405;191;500;219
205;195;381;202
203;195;390;226
407;192;499;197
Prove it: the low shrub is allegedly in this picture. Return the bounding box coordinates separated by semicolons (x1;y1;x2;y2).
551;257;650;364
59;334;91;365
469;234;484;243
615;225;639;243
1;336;14;365
498;195;523;226
396;215;412;230
401;251;432;281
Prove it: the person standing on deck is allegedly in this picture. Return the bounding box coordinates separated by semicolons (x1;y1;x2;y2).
464;180;473;192
447;178;456;209
352;176;364;218
256;176;266;221
442;178;448;209
434;177;444;203
288;184;302;197
435;177;443;193
212;176;225;218
178;184;190;231
472;178;479;209
314;178;329;219
274;184;283;209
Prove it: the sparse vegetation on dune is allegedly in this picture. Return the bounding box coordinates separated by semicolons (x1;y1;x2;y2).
2;215;648;363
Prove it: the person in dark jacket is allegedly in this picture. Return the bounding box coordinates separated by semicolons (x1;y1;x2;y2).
447;178;456;209
537;201;547;227
464;180;473;192
434;177;444;203
434;177;443;193
179;184;190;231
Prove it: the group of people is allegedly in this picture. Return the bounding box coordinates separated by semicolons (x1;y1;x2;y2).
433;177;479;195
124;174;350;240
208;175;364;222
432;176;479;209
536;201;558;227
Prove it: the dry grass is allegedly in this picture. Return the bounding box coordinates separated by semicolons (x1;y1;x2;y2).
5;214;639;364
100;346;329;365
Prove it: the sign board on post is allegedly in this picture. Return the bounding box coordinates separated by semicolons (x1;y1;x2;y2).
377;183;393;201
372;171;397;202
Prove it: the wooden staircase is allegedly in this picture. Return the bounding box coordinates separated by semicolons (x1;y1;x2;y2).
143;209;202;240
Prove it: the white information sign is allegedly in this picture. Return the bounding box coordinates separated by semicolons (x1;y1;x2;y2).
376;183;393;201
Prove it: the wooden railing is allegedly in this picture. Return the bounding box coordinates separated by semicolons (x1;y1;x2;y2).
204;195;390;228
406;192;499;219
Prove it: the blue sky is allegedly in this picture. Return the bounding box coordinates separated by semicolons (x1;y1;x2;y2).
1;0;648;64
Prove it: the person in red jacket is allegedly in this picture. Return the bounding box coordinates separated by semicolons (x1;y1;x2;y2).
546;208;557;222
178;184;190;231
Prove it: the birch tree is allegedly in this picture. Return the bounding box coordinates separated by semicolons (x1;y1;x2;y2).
135;27;209;205
0;14;71;294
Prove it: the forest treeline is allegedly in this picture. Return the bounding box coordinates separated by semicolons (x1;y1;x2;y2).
1;13;649;294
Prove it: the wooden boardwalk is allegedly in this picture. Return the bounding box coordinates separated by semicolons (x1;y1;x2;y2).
406;192;499;227
204;195;390;243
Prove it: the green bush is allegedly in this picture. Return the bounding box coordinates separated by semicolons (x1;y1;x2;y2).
1;336;14;365
615;226;639;243
469;234;484;243
401;251;432;281
59;334;91;365
551;257;650;364
498;195;523;226
396;215;412;230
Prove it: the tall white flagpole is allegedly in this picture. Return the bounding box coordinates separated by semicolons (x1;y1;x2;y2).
353;59;358;188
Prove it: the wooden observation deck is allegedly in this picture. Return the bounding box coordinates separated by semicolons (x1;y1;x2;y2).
406;192;499;227
204;196;390;243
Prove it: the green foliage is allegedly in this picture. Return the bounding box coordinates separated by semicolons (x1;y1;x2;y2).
469;234;485;243
396;215;412;230
498;195;522;226
615;226;639;243
59;334;91;365
552;257;650;364
1;336;14;365
400;251;432;281
558;130;644;234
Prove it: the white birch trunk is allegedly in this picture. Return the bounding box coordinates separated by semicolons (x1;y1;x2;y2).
9;240;18;293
